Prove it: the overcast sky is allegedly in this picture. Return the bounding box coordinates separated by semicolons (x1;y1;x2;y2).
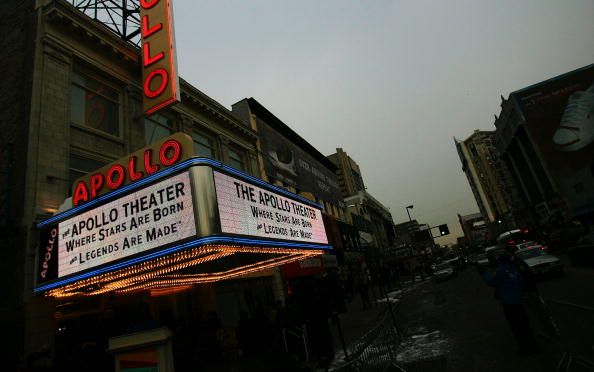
172;0;594;244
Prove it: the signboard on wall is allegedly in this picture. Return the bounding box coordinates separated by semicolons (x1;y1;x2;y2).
254;117;342;204
214;171;328;244
140;0;180;115
514;65;594;217
38;171;196;284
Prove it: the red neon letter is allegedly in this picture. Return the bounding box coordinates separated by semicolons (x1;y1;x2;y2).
140;0;159;9
143;68;169;98
90;173;104;198
141;15;163;39
142;42;165;68
73;182;89;206
106;165;125;190
159;139;182;166
128;156;143;181
144;149;160;175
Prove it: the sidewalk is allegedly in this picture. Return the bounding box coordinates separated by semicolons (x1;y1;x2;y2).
328;279;425;369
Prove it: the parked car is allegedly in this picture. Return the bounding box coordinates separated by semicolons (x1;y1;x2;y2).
474;253;490;266
567;232;594;266
546;224;588;253
496;228;535;248
485;246;516;267
514;248;563;276
516;242;548;253
432;262;457;281
441;253;465;271
513;241;547;252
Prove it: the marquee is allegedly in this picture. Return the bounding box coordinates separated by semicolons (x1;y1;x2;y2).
36;135;331;298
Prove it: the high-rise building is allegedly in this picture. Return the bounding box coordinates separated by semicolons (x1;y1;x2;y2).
455;130;512;226
327;148;366;198
326;148;396;251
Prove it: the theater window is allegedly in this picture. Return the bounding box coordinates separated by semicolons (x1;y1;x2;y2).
70;71;120;137
227;146;245;171
191;131;217;159
144;113;173;145
68;154;105;196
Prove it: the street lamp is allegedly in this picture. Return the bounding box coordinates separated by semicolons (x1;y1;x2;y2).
406;205;414;222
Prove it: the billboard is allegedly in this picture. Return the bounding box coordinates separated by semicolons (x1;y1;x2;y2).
214;171;328;244
255;117;342;204
38;171;196;284
514;65;594;217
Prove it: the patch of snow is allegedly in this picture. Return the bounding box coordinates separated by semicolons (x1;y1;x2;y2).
396;330;451;364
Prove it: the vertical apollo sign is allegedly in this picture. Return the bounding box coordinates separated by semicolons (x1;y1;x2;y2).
141;0;180;115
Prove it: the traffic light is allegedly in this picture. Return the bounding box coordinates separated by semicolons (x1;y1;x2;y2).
438;224;450;236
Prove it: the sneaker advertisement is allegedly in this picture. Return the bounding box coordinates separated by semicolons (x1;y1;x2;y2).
514;65;594;218
254;114;343;205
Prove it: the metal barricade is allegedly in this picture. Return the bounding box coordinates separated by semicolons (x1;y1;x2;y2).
545;299;594;372
331;311;407;372
529;295;594;371
282;324;310;361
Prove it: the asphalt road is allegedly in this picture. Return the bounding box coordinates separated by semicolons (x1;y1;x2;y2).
393;259;594;372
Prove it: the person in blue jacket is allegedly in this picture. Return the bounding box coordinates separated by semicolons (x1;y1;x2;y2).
477;251;539;355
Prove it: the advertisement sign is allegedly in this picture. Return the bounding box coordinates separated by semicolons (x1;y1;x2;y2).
38;171;196;283
72;133;193;206
214;171;328;244
254;117;342;204
514;65;594;216
141;0;180;115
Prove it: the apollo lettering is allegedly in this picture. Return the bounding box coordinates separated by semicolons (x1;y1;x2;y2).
141;0;179;115
40;228;57;279
142;0;168;100
73;139;182;206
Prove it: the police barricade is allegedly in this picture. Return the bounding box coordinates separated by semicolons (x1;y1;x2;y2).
527;295;594;372
546;299;594;372
330;311;407;372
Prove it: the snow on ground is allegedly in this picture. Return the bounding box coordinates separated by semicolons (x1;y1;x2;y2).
396;330;451;364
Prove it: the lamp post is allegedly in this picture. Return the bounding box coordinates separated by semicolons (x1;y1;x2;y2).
406;205;414;222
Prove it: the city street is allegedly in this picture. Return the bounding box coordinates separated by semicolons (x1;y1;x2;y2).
393;259;594;371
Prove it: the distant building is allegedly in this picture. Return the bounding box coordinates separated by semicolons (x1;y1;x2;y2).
393;220;434;254
455;130;516;230
326;148;396;254
343;190;395;250
327;148;366;198
458;212;490;249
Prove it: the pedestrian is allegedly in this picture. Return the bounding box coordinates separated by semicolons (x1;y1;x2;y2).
476;251;539;356
357;274;372;309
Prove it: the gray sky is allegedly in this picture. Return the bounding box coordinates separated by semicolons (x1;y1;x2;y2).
172;0;594;244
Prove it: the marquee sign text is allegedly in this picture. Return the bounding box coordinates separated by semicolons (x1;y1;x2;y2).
214;171;328;244
38;171;196;283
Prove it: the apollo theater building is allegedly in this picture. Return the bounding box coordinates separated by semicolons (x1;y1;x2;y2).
1;0;333;369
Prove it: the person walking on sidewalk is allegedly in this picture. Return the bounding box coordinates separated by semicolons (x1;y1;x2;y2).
476;251;539;356
357;274;372;309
